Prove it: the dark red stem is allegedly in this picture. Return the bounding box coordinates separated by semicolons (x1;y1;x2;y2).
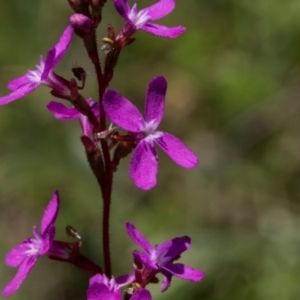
85;28;113;277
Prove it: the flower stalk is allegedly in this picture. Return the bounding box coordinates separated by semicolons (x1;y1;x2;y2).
1;1;204;299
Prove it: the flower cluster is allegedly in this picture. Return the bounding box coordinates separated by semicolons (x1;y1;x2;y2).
1;0;204;299
4;192;203;298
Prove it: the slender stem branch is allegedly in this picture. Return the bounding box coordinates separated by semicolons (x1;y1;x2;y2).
86;28;114;277
101;167;112;277
82;18;127;278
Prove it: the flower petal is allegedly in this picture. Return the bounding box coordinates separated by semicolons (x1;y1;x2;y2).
130;140;158;190
53;25;73;66
144;76;167;125
7;74;30;91
47;101;80;120
40;190;60;235
131;289;152;300
80;115;93;138
161;271;172;292
144;0;175;21
5;243;29;267
155;132;199;168
40;225;56;254
2;256;38;296
163;262;205;282
103;89;144;132
0;82;38;105
89;274;104;285
115;273;135;287
126;223;152;253
90;101;100;118
132;251;157;270
141;23;186;38
157;236;190;260
87;282;115;300
41;48;56;81
113;0;131;21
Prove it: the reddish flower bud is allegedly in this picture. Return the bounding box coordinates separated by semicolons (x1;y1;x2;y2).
67;0;90;15
81;136;105;187
70;13;93;34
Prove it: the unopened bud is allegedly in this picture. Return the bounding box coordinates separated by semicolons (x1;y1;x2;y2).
70;13;93;34
81;136;105;187
111;141;133;171
90;0;104;27
90;0;101;7
67;0;90;14
107;24;116;40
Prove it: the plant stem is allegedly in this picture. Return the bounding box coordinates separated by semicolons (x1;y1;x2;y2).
86;29;114;277
102;168;112;277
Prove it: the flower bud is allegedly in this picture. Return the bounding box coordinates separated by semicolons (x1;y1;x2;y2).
67;0;90;14
90;0;101;7
81;136;105;187
70;13;93;34
90;0;105;27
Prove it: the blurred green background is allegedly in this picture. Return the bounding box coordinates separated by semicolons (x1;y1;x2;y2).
1;0;300;299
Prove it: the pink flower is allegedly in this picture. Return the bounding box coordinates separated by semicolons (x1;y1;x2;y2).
126;222;205;292
3;191;60;296
113;0;185;38
103;76;199;190
47;99;99;139
87;273;151;300
0;26;73;105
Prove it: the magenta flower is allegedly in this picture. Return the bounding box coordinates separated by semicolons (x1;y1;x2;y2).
113;0;185;38
0;26;73;105
47;99;99;138
126;222;204;292
87;273;151;300
3;191;60;296
103;76;199;190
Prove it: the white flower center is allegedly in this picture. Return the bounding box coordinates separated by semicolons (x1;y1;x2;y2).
142;120;162;143
143;119;159;134
24;238;42;256
128;4;151;28
150;246;171;267
26;57;71;97
26;59;45;83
